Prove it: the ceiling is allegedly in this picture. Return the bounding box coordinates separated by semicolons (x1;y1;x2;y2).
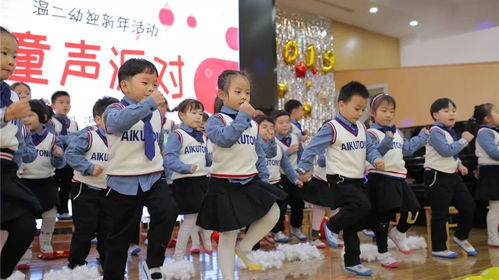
276;0;499;41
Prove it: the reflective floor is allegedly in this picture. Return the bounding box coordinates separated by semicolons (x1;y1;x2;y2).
3;226;498;279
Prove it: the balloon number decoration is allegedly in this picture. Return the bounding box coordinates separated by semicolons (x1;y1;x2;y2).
322;50;335;73
283;40;299;65
277;82;288;98
305;45;317;68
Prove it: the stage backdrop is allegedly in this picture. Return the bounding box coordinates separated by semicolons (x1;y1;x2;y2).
0;0;240;126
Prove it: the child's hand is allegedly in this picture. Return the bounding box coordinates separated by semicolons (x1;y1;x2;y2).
299;171;311;182
295;180;304;188
92;165;104;176
288;144;298;154
422;127;430;135
190;165;198;173
374;159;385;170
303;129;309;135
239;102;255;117
53;146;63;157
461;131;474;142
151;90;166;107
301;135;309;142
458;163;468;176
5;101;31;121
385;131;394;138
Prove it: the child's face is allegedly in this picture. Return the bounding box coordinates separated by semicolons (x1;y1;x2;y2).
274;115;291;136
14;84;31;101
485;106;499;126
52;95;71;115
433;104;457;127
179;108;204;129
94;115;105;130
121;72;158;103
218;75;250;111
372;101;395;127
52;95;71;116
291;106;304;120
23;112;43;132
258;120;275;141
338;95;368;123
1;33;18;81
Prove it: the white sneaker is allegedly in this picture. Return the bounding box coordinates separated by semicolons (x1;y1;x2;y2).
362;229;375;238
345;264;373;276
377;252;400;268
290;227;307;241
389;227;412;254
432;250;458;258
142;262;164;280
310;239;327;249
57;213;72;220
452;236;477;256
274;231;290;243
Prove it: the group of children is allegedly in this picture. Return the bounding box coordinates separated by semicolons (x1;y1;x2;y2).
1;26;498;280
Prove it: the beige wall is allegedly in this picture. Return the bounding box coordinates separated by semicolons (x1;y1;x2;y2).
335;62;499;127
332;21;400;71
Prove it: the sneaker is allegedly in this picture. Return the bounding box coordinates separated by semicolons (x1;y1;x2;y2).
16;263;30;270
142;262;164;280
57;213;72;220
432;250;459;259
235;248;262;271
323;224;340;248
362;229;375;238
274;231;290;243
290;227;307;241
488;243;499;249
452;236;477;256
310;239;327;249
377;252;400;268
90;238;98;245
129;244;141;256
190;247;200;254
345;264;373;276
389;227;412;255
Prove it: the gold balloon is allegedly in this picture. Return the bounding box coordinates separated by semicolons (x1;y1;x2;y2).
305;45;316;68
283;40;298;65
303;101;312;119
318;90;329;106
277;82;288;98
306;80;312;90
322;50;335;73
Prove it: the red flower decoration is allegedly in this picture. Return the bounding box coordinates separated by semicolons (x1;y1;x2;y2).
295;62;307;78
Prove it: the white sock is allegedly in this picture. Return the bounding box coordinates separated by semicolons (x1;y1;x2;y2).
40;207;57;253
173;214;198;261
238;203;280;252
218;230;239;280
201;229;213;251
190;226;201;249
487;200;499;244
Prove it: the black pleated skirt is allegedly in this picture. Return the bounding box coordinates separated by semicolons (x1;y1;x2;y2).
301;177;336;208
475;166;499;201
22;177;59;213
170;176;208;214
367;173;420;213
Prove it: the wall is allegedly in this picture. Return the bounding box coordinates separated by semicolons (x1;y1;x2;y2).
332;21;400;71
400;26;499;67
335;62;499;127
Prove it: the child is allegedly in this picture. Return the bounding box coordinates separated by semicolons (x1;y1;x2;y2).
196;70;286;280
255;115;303;243
424;98;476;258
285;99;309;142
103;58;178;280
0;26;42;279
297;81;384;276
11;82;31;101
48;90;79;220
366;93;428;267
472;103;499;248
18;99;66;259
165;99;211;260
272;110;307;241
65;96;119;269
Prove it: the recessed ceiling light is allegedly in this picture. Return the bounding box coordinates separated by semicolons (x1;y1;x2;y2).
369;7;378;13
409;20;419;26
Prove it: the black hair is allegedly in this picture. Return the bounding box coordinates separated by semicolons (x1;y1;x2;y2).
468;103;496;134
284;99;303;114
203;112;209;122
93;96;119;117
254;115;275;125
214;96;224;113
369;93;396;122
338;81;369;103
430;98;457;121
29;99;52;124
270;110;290;120
0;26;18;42
51;91;70;104
118;58;158;83
217;70;250;93
10;82;31;92
176;98;204;114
